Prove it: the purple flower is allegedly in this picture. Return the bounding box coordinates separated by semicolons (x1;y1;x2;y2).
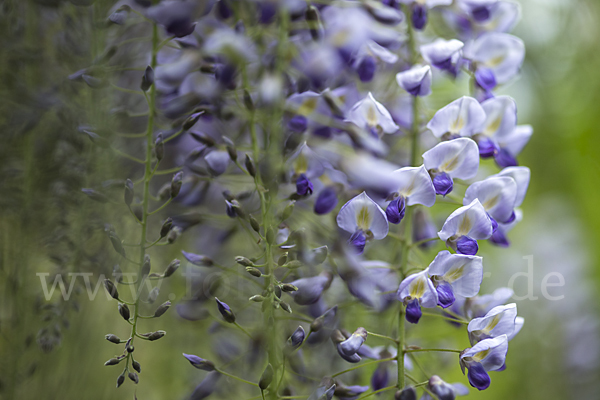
464;33;525;86
337;327;368;357
386;165;437;223
397;269;438;324
314;187;339;215
290;272;334;305
346;93;399;136
396;65;432;97
337;192;389;253
438;199;493;255
183;353;215;371
428;250;483;308
296;174;314;196
427;97;486;138
463;176;518;223
467;303;518;345
215;297;235;323
423;138;481;195
421;38;464;73
386;196;406;224
460;335;509;390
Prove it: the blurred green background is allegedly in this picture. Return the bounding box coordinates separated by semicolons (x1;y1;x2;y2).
1;0;600;399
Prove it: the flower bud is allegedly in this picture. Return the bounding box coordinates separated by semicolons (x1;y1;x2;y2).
183;353;216;371
148;330;166;341
124;179;134;206
277;253;288;266
182;111;203;130
109;231;126;257
170;171;183;198
259;364;274;390
246;267;262;277
266;227;275;244
81;188;109;203
249;214;260;232
167;226;182;243
141;254;151;278
116;374;125;388
154;133;164;161
281;284;298;292
163;259;180;277
235;256;253;267
215;297;235;323
280;301;292;313
222;136;237;161
104;279;119;299
182;250;213;267
154;301;171;318
190;131;216;146
243;90;254;111
160;217;173;238
245;154;256;177
287;326;305;349
249;295;265;302
305;5;323;41
105;357;122;366
118;303;130;321
281;201;295;221
128;372;139;384
140;65;154;92
395;387;417;400
105;334;121;344
132;360;141;373
428;375;456;400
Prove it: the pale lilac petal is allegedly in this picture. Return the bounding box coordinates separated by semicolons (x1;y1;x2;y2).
468;303;518;343
396;65;432;97
428;250;483;297
464;32;525;84
397;269;438;308
507;316;524;341
337;192;389;240
493;166;530;207
346;93;399;134
463;176;517;222
462;335;508;371
422;138;480;179
427;97;486;138
496;124;533;156
421;38;464;69
391;165;436;207
438;199;493;241
480;95;517;139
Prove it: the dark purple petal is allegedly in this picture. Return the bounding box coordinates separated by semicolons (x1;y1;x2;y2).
472;6;491;22
349;230;367;254
504;210;516;224
467;362;491;390
477;136;498;158
435;281;456;309
337;345;362;363
296;174;314;196
190;371;221;400
215;297;235;323
494;148;518;168
259;2;277;24
428;375;456;400
182;250;213;267
488;213;498;233
371;365;389;392
314;187;338;214
385;196;406;224
405;298;422;324
288;115;308;133
456;236;479;255
288;326;306;349
490;229;510;247
183;353;215;371
313;126;333;138
411;4;428;30
432;172;454;196
357;56;376;82
475;67;497;91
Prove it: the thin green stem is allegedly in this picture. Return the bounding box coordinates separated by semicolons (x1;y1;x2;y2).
234;322;254;339
404;348;462;354
215;368;260;388
367;331;399;344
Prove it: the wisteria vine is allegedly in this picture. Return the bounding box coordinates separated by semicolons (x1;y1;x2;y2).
75;0;532;398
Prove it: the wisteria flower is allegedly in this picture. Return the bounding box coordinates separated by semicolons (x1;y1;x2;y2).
457;0;499;22
460;335;509;390
337;192;389;253
475;95;517;156
467;303;518;345
386;165;436;224
422;137;480;195
495;124;533;167
427;97;486;139
438;199;494;255
421;38;464;75
428;250;483;308
396;65;432;97
399;0;453;29
463;175;518;226
346;93;399;137
397;268;438;324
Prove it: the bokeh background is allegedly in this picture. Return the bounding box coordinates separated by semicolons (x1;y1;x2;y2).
1;0;599;399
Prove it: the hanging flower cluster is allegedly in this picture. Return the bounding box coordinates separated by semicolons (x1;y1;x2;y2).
76;0;532;397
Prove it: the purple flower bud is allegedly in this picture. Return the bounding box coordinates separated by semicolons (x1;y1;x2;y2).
494;148;518;168
371;365;389;392
314;187;338;215
476;136;498;158
428;375;456;400
475;67;497;91
259;2;277;24
456;236;479;255
288;115;308;133
467;362;491;390
182;251;213;267
395;387;417;400
357;56;377;82
290;272;333;305
435;281;456;309
411;4;428;30
215;64;237;88
215;297;235;323
385;196;406;224
288;326;306;349
190;371;221;400
216;0;232;19
183;354;216;371
405;298;422;324
432;172;454;196
337;327;367;356
472;6;491;22
349;230;367;254
296;174;314;196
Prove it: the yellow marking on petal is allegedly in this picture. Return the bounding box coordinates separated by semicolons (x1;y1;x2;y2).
298;97;318;116
457;215;472;236
444;264;466;283
441;155;460;172
450;116;466;133
410;277;426;299
357;206;372;231
484;314;502;333
366;105;378;127
295;153;308;174
486;55;505;68
473;348;490;362
484;115;503;136
482;194;500;210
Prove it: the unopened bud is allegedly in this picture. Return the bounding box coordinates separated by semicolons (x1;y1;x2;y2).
164;259;180;277
170;172;183;198
245;154;256;177
277;253;288;266
160;217;173;238
82;188;109;203
243;90;254;111
154;301;171;317
281;201;295;221
235;256;253;267
124;179;134;206
116;374;125;387
154;133;164;161
132;360;141;373
148;330;166;341
105;334;121;344
118;303;130;321
109;232;126;257
246;267;262;277
249;295;265;302
105;357;122;366
128;371;139;384
259;364;274;390
183;112;203;130
215;297;235;323
104;279;119;299
395;387;417;400
266;227;275;244
249;214;260;232
280;301;292;313
141;254;151;278
223;137;237;161
286;260;303;269
140;65;154;92
167;226;182;243
281;284;298;292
